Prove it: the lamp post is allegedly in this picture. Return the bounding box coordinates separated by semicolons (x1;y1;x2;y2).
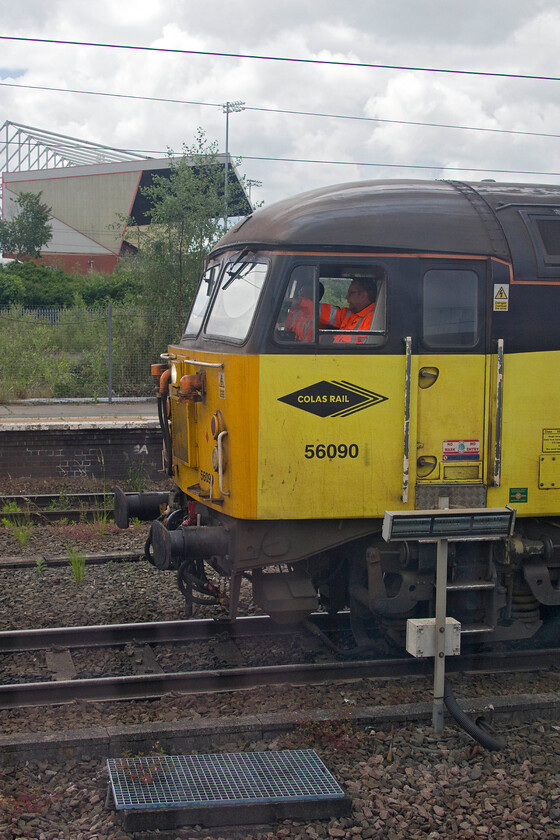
223;100;245;228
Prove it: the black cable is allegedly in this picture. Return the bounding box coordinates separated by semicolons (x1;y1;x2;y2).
3;81;560;141
1;35;559;83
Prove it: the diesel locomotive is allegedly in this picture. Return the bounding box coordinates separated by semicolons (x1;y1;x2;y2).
115;178;560;647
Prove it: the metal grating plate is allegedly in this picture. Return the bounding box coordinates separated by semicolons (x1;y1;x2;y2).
107;750;345;810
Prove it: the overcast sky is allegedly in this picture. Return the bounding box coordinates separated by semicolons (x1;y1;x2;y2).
2;0;560;207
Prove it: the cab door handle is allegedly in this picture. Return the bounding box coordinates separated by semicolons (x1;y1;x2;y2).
419;367;439;388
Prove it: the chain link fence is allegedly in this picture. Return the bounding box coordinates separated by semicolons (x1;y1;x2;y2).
0;305;180;400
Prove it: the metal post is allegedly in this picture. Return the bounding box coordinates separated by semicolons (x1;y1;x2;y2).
432;537;448;733
223;106;230;228
222;101;245;229
107;304;113;403
401;336;412;503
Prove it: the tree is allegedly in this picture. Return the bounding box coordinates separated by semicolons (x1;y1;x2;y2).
127;129;226;333
0;191;53;260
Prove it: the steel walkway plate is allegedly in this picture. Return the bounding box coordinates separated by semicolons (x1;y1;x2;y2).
107;749;345;810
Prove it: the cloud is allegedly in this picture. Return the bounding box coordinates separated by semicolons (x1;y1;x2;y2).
2;1;560;206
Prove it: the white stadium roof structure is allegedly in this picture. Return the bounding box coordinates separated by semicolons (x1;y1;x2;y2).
0;121;251;272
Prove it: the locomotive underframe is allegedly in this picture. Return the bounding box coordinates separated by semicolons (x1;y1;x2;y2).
120;488;560;645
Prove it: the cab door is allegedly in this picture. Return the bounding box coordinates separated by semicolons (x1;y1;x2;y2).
414;261;488;509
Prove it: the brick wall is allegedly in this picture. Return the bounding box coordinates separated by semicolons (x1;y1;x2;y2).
0;426;164;483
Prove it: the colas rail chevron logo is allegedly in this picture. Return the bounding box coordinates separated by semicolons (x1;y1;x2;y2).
278;380;388;418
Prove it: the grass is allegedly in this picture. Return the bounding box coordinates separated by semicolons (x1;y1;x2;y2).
67;547;86;583
91;507;108;536
7;523;33;547
1;502;33;547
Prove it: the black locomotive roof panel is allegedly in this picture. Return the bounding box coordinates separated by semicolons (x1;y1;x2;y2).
216;179;560;270
216;180;503;256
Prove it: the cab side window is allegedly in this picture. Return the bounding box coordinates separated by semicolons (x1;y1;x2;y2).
275;263;387;346
422;269;478;347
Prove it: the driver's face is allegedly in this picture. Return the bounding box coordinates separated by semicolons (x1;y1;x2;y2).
346;282;368;313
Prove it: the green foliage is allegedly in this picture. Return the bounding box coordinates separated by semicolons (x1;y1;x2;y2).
0;303;176;400
1;501;22;514
126;128;225;334
0;268;25;305
0;191;52;259
34;556;47;574
0;305;104;399
77;269;142;304
0;261;140;307
67;547;86;582
48;493;72;511
0;501;33;546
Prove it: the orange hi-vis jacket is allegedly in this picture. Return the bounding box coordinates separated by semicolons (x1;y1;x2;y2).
285;299;376;343
284;297;314;341
320;302;376;343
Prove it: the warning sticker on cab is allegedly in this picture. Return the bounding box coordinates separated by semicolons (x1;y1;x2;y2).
442;440;481;461
543;429;560;452
493;284;509;311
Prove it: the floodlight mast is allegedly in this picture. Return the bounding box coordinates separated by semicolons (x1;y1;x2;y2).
222;101;245;228
246;178;263;204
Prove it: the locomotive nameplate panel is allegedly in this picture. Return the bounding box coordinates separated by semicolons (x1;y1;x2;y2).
278;380;388;418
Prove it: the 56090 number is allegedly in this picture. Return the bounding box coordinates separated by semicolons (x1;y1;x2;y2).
304;443;359;459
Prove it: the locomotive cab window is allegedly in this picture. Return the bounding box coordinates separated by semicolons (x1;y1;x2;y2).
275;262;387;346
521;208;560;277
422;269;479;348
183;263;220;338
205;260;268;342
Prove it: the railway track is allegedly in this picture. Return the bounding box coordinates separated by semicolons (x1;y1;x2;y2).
0;491;116;524
1;612;558;709
1;492;113;508
0;550;144;569
0;613;344;652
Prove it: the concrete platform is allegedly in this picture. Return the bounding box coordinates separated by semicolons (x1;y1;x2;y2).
0;398;158;423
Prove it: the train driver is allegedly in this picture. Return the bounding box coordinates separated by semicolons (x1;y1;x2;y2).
320;277;377;343
284;275;324;342
281;272;378;344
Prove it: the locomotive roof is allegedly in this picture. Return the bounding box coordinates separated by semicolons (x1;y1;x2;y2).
216;179;560;263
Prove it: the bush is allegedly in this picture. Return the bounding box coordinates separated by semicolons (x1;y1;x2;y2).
73;270;143;305
0;262;143;307
0;261;73;306
0;270;25;305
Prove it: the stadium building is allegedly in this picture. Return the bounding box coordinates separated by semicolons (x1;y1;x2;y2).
0;121;251;273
